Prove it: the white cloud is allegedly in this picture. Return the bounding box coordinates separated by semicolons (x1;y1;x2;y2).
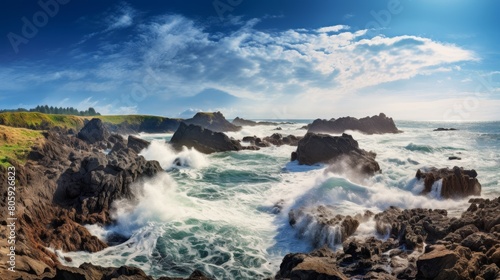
1;15;483;119
106;3;135;31
316;25;349;33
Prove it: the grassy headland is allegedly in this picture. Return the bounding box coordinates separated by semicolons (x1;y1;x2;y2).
0;112;85;130
0;125;44;167
0;112;182;165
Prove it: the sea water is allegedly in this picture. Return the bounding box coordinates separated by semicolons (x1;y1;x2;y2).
61;120;500;279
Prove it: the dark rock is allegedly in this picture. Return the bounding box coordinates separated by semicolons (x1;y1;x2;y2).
294;133;380;177
449;156;462;160
47;263;213;280
77;118;110;144
232;117;288;126
127;135;150;153
242;136;258;143
232;117;258;126
275;197;500;280
263;133;302;146
184;111;241;132
137;117;181;133
416;245;459;279
307;113;400;134
275;247;348;280
274;126;282;130
415;166;481;199
170;123;242;154
434;128;458;131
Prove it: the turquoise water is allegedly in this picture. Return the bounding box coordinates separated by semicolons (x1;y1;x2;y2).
62;120;500;279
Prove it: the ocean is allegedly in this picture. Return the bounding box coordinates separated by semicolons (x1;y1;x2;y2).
60;120;500;279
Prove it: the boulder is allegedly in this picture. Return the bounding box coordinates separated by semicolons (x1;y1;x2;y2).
127;135;150;153
307;113;400;134
184;111;241;132
77;118;110;144
275;247;348;280
170;123;242;154
293;133;381;177
416;245;460;279
415;166;481;199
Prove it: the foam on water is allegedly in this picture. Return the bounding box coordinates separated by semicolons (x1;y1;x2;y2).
139;140;209;170
61;120;500;279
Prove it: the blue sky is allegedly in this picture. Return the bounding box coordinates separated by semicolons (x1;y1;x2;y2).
1;0;499;120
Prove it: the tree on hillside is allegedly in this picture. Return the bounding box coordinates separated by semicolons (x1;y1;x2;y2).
1;105;101;116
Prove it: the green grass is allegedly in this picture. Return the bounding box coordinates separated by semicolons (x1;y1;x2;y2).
0;112;85;130
0;113;182;166
83;115;173;125
0;112;182;131
0;125;44;167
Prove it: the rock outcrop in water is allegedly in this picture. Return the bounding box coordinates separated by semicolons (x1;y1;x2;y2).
306;113;400;134
292;133;381;177
415;166;481;199
242;134;302;147
276;197;500;279
184;111;241;132
170;123;242;154
232;117;292;127
434;127;458;131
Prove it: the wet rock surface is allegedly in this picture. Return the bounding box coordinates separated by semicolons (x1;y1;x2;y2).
170;123;242;154
306;113;400;134
0;123;208;279
293;133;381;178
276;197;500;280
416;166;481;199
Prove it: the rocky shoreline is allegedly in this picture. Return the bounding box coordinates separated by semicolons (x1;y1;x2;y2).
1;113;498;279
276;196;500;280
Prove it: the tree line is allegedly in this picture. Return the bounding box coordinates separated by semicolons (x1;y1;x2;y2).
0;105;101;116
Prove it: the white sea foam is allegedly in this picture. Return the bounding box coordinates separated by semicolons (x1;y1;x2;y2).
139;140;209;169
61;121;499;279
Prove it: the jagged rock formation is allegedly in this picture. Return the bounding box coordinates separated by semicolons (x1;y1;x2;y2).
292;133;381;177
242;134;302;148
170;123;242;154
127;135;150;153
0;122;209;279
276;197;500;280
415;166;481;199
184;111;241;132
306;113;400;134
77;118;110;144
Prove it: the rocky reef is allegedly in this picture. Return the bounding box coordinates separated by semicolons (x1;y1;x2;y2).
276;197;500;280
306;113;401;134
0;119;209;280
